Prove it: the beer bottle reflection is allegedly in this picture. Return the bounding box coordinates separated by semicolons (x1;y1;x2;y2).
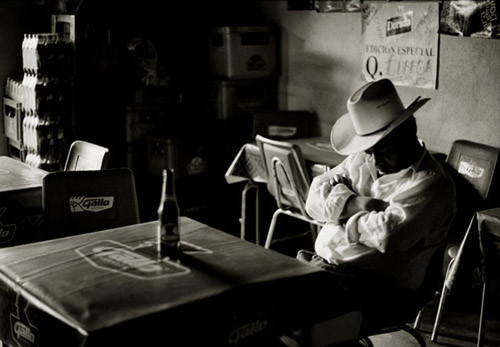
158;169;180;260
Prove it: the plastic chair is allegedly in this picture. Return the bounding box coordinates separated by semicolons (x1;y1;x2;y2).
41;168;140;239
236;110;312;245
358;245;448;347
476;208;500;347
64;140;110;171
428;140;500;343
255;135;323;250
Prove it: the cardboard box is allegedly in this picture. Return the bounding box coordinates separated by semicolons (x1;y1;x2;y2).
0;188;43;247
0;218;359;346
0;157;45;248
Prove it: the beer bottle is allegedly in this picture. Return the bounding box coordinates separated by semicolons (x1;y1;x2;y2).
158;169;180;260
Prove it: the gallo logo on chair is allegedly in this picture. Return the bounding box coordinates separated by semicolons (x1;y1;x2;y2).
69;196;114;212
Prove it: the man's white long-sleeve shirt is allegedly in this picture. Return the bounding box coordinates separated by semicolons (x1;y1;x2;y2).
306;149;456;289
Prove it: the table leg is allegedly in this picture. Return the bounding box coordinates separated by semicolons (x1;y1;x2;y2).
240;182;259;243
255;184;260;245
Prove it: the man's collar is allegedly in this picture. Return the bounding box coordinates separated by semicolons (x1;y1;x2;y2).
409;144;428;173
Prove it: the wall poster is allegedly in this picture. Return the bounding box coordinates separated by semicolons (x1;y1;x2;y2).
440;0;499;38
361;1;440;89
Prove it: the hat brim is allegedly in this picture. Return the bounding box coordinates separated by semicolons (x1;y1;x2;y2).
330;97;430;155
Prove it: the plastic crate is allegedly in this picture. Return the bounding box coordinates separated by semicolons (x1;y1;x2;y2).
207;78;277;120
209;26;278;79
3;97;22;143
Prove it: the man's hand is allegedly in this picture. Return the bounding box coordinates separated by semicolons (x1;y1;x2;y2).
328;174;353;191
340;195;389;220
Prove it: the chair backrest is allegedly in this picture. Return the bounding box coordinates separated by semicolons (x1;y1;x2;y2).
252;111;312;141
446;139;500;202
64;140;110;171
255;135;311;215
444;140;500;243
42;168;140;239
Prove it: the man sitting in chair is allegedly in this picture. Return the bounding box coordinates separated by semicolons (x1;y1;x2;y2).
301;79;456;316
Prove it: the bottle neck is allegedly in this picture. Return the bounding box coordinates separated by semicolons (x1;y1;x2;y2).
162;169;176;197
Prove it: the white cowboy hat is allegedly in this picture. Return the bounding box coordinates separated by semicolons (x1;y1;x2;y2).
330;79;430;155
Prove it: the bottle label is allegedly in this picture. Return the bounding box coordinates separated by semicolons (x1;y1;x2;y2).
161;226;179;243
160;223;179;259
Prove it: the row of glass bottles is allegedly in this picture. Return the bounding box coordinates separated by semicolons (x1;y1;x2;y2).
22;33;74;76
22;112;66;170
19;73;71;121
14;31;74;169
6;73;70;169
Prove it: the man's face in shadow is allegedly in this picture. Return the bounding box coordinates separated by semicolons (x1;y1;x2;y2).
365;117;417;175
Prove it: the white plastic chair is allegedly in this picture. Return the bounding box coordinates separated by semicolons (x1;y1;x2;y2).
64;140;110;171
414;140;500;344
255;135;323;249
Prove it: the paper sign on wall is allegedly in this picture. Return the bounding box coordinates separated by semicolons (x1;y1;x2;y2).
361;1;439;89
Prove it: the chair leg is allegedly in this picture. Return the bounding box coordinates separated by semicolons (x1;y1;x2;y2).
240;183;256;242
303;224;321;250
413;307;424;330
308;224;317;246
265;209;281;249
399;324;426;347
359;337;374;347
240;184;249;240
477;279;488;347
431;283;449;342
255;184;260;246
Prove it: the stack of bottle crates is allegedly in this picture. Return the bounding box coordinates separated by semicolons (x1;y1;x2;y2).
3;32;74;170
207;26;279;125
204;26;280;233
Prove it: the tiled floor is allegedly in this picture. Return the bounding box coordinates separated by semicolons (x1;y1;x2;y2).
368;296;500;347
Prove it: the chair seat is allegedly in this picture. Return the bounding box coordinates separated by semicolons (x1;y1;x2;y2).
265;208;323;249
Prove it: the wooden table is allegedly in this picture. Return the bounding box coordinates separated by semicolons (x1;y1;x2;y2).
0;156;46;193
0;217;358;347
0;156;47;247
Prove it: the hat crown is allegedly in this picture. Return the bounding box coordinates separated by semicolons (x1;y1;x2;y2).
347;79;405;136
